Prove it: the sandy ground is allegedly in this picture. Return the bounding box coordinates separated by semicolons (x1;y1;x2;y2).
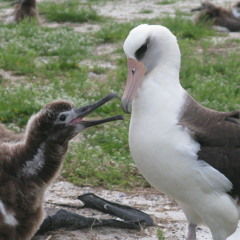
1;0;240;239
32;181;240;240
97;0;240;22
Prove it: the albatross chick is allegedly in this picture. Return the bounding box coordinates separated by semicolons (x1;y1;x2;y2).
192;1;240;32
0;94;123;240
12;0;39;23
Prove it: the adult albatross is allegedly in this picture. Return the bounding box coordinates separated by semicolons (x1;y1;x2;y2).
121;24;240;240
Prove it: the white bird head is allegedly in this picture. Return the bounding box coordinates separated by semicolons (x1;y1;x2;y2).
121;24;181;113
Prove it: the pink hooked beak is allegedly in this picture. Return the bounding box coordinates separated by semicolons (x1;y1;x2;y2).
121;58;145;114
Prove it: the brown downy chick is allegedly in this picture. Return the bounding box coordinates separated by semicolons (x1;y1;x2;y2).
0;94;123;240
12;0;39;23
192;1;240;32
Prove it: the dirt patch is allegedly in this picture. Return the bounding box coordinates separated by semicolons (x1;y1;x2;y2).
0;69;26;85
98;0;188;21
97;0;240;22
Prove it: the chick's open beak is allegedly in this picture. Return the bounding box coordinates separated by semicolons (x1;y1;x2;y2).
70;94;124;128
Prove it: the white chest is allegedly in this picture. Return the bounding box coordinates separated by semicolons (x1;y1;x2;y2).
127;73;233;204
128;83;202;199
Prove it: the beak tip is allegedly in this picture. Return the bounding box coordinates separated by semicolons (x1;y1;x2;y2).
116;115;125;120
121;96;132;114
121;103;132;114
107;93;121;101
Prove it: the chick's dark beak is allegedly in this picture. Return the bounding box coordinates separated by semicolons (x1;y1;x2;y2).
70;94;124;128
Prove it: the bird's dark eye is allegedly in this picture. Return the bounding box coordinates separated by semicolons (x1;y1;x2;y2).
135;39;149;61
59;114;67;121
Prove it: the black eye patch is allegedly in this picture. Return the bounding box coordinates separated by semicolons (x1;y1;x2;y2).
135;39;149;61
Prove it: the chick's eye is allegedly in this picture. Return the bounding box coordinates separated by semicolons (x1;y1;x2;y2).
59;114;67;121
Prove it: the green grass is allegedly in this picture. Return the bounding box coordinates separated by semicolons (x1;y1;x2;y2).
39;0;104;23
94;22;138;43
156;0;177;5
160;12;215;40
0;2;239;189
157;229;165;240
179;39;240;111
63;136;148;188
0;1;11;9
87;0;112;2
0;0;12;4
139;9;153;14
0;20;95;74
94;14;214;44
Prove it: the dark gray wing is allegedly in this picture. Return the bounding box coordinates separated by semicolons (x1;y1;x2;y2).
179;95;240;198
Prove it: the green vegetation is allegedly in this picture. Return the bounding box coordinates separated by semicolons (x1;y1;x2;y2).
139;9;153;14
94;21;138;43
39;0;105;23
157;229;165;240
160;12;215;40
0;0;12;3
0;0;239;189
156;0;177;5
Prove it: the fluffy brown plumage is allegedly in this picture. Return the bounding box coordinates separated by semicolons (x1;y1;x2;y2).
12;0;39;23
192;1;240;32
0;95;123;240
